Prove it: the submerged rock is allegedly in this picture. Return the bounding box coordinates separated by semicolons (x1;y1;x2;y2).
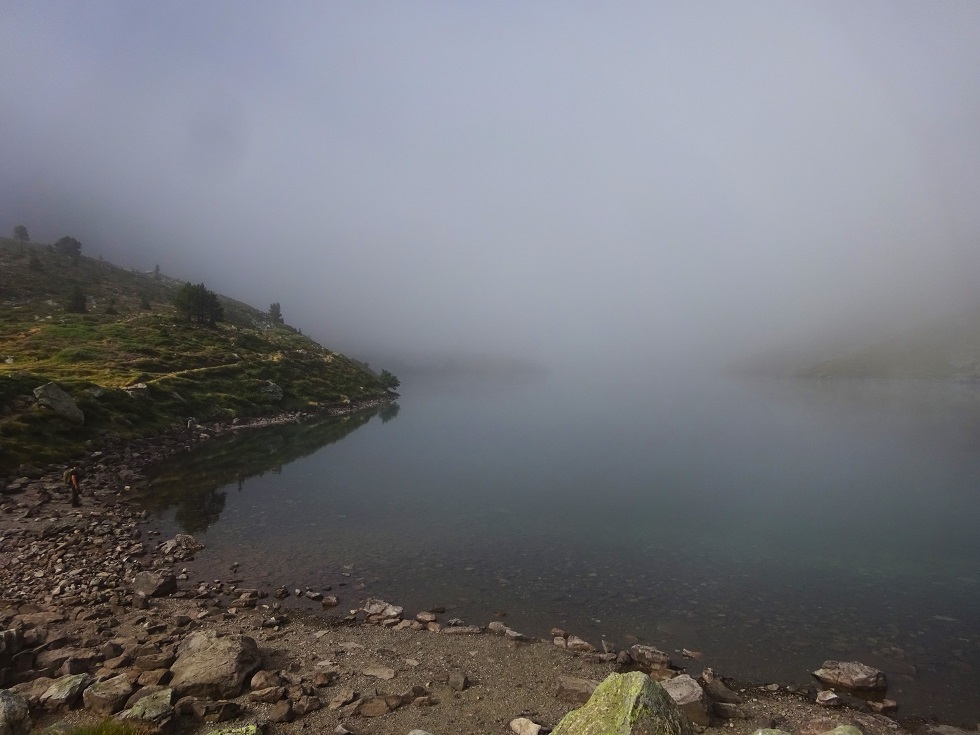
812;661;887;691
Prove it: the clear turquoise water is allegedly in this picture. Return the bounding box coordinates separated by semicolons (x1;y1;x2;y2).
141;371;980;723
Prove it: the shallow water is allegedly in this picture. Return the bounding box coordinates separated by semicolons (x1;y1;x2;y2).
139;371;980;723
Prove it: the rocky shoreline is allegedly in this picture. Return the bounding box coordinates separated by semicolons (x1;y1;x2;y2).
0;410;976;735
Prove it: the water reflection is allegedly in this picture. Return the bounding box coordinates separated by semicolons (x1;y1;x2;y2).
140;405;393;533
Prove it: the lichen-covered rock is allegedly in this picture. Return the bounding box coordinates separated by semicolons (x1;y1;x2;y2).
0;690;31;735
812;661;887;691
39;674;89;711
552;671;694;735
117;686;173;727
169;631;261;699
82;673;134;714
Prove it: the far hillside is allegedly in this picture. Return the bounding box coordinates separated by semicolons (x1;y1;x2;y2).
0;234;396;473
800;307;980;380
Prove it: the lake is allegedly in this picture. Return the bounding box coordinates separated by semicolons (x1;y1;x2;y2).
139;369;980;723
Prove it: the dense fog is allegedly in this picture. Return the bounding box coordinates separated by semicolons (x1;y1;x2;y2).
2;2;979;374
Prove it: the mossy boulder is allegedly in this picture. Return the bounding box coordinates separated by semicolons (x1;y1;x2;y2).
552;671;693;735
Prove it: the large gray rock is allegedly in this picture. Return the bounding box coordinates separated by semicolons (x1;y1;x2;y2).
661;674;710;726
39;674;89;711
82;673;134;714
33;383;84;423
169;631;262;699
0;690;31;735
552;671;694;735
812;661;887;690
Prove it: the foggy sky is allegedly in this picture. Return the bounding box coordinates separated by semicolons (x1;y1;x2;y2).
2;2;979;371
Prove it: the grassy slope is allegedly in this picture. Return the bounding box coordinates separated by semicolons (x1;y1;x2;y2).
800;307;980;379
0;237;389;473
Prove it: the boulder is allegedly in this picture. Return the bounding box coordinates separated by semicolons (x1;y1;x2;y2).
812;661;887;691
0;690;31;735
169;631;262;699
33;383;84;423
132;570;178;598
661;674;710;726
261;381;283;402
39;674;89;710
82;673;134;714
552;671;693;735
117;687;173;727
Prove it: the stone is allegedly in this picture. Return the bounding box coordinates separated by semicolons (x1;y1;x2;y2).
158;534;205;558
712;701;749;719
250;670;283;690
292;695;321;716
249;686;285;703
751;730;791;735
812;660;887;690
268;700;293;723
33;383;84;423
358;695;390;717
511;717;543;735
441;625;482;635
362;598;403;618
661;674;710;726
416;611;437;623
136;669;171;687
132;571;178;597
702;669;743;703
629;643;671;666
566;635;597;653
82;673;134;714
203;726;262;735
0;690;31;735
261;381;283;402
362;666;396;680
117;686;173;726
191;699;243;722
869;698;898;713
448;671;469;691
169;631;262;699
39;673;89;710
556;675;600;704
816;690;843;707
321;595;339;608
553;672;693;735
327;687;356;710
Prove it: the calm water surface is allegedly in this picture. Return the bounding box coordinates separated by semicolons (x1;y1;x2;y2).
140;371;980;723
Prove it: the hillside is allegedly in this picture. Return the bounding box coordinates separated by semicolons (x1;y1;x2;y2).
800;307;980;380
0;236;393;473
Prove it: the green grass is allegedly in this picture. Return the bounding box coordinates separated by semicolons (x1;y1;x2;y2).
0;237;391;473
55;719;152;735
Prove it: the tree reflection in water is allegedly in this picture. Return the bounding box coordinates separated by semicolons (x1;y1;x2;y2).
138;404;395;533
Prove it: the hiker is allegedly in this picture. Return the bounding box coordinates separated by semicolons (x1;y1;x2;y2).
63;464;81;506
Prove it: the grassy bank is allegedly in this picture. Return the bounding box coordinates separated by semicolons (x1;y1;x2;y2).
0;237;391;473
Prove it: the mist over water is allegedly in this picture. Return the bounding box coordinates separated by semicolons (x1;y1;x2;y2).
142;370;980;723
